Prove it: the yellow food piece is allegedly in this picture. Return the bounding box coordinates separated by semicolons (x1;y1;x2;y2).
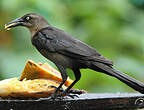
20;60;73;87
0;78;66;98
5;23;16;30
0;60;80;98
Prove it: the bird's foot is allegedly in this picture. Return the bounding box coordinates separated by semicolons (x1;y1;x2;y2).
68;89;85;95
48;85;65;100
61;90;80;98
50;92;79;100
64;93;79;99
62;89;85;98
48;85;84;99
50;93;63;100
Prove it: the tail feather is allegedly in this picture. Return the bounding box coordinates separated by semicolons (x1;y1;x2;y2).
91;62;144;94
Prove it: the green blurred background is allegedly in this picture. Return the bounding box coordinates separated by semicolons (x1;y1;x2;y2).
0;0;144;93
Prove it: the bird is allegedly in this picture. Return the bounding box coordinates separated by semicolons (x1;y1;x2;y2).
5;13;144;97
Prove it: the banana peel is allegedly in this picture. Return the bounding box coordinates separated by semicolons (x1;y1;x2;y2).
0;60;86;98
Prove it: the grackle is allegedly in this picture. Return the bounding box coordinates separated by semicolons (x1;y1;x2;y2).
5;13;144;97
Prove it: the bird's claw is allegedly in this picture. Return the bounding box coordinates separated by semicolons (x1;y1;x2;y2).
48;85;82;99
50;93;64;100
66;93;79;99
48;85;64;92
50;91;79;100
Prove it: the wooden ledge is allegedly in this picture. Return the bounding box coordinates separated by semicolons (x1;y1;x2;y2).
0;93;144;110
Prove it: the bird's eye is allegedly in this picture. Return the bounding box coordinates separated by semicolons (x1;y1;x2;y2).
25;16;31;21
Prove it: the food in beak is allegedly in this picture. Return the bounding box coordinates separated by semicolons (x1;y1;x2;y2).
5;22;17;30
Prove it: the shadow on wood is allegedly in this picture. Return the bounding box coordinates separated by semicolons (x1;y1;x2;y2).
0;93;144;110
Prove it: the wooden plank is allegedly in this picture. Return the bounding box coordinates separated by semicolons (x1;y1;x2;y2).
0;93;144;110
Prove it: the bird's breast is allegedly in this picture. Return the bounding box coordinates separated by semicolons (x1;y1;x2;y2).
39;49;74;68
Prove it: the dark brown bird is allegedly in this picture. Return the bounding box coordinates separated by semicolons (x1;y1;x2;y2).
5;13;144;97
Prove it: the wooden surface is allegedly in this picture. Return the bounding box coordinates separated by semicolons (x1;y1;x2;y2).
0;93;144;110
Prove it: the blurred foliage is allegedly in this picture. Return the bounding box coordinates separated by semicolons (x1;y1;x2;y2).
0;0;144;93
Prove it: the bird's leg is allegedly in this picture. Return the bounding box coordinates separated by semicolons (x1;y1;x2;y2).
62;69;81;96
55;68;68;93
51;65;68;98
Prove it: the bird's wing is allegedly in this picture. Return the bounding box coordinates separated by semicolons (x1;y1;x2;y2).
33;27;113;65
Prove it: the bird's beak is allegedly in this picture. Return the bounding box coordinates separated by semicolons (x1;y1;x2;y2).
5;18;23;30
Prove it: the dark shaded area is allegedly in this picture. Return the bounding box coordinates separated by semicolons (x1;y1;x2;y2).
131;0;144;10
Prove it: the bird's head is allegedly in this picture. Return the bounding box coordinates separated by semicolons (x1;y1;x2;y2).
5;13;49;35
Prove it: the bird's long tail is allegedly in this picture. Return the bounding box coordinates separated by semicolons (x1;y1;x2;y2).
91;62;144;94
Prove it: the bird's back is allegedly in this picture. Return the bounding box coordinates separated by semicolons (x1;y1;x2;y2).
32;26;113;67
